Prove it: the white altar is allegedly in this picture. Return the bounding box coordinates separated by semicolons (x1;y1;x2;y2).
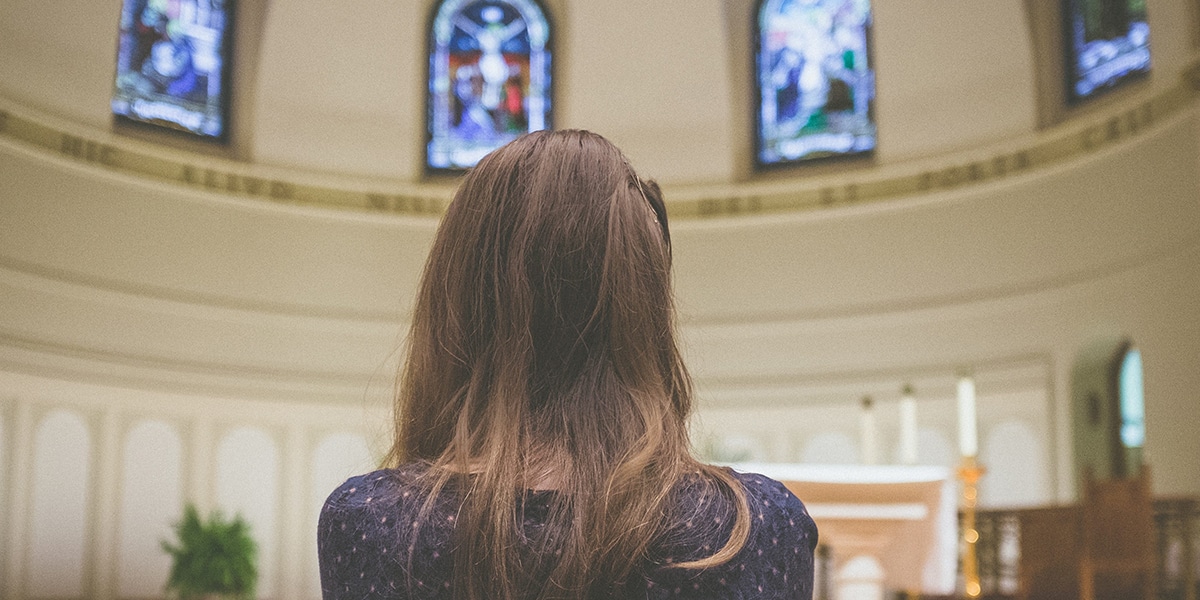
729;463;958;599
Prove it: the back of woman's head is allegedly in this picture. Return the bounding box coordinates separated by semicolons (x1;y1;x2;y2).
388;129;747;600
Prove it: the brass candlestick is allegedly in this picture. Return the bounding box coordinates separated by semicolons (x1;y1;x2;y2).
957;456;986;598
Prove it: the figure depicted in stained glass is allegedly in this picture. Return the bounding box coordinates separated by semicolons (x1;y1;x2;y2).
1065;0;1150;103
428;0;551;171
757;0;875;166
113;0;230;139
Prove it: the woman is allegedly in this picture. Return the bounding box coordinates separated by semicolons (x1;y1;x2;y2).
319;130;816;600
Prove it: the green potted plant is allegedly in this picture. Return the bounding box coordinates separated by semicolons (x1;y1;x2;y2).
161;504;258;600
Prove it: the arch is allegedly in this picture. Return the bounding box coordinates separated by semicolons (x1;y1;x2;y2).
979;420;1051;507
835;554;885;600
1118;346;1145;449
754;0;876;167
710;432;768;463
216;426;280;599
0;406;6;527
800;430;858;464
426;0;552;170
1072;335;1145;485
891;426;955;467
117;419;184;598
305;432;373;599
915;427;955;468
27;409;91;598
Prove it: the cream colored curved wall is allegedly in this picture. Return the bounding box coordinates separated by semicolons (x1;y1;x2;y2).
2;92;1198;498
14;0;1196;181
2;1;1200;598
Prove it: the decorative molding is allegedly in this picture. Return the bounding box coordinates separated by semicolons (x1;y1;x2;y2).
2;58;1199;220
679;228;1200;327
0;253;403;323
0;329;373;385
693;352;1052;408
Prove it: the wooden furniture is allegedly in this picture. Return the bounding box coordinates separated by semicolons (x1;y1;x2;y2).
1018;468;1156;600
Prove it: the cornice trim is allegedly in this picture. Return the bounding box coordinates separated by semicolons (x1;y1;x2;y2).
3;59;1199;220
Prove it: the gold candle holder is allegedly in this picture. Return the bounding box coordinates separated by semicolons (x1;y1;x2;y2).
957;455;986;598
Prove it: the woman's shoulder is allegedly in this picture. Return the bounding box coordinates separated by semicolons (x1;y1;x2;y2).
317;465;453;598
730;469;814;520
727;468;818;550
646;468;817;598
659;467;817;556
322;466;425;511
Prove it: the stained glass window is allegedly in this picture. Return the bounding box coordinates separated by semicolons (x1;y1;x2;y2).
1118;347;1145;449
755;0;875;167
1063;0;1150;104
113;0;233;140
427;0;551;171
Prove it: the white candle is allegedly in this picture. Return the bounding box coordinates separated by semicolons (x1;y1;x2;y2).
899;387;918;465
957;375;978;457
860;396;877;465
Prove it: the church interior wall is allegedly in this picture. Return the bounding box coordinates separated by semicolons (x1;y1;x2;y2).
1;0;1199;598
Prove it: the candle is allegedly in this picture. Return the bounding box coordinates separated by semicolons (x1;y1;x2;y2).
900;385;918;465
957;375;978;457
860;396;877;465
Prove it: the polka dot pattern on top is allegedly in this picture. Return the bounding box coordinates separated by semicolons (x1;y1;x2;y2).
318;466;817;599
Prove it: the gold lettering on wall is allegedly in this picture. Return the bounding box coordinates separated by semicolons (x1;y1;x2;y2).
181;167;270;198
1013;151;1030;170
843;184;858;202
1105;117;1121;142
239;176;265;195
269;181;294;200
819;187;836;206
917;172;934;191
367;193;446;214
698;198;721;216
992;156;1008;177
940;166;965;187
58;134;116;166
59;134;83;157
1;60;1192;219
1183;61;1200;90
1125;107;1143;134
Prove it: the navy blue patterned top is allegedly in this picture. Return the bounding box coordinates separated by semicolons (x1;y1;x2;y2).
319;465;817;599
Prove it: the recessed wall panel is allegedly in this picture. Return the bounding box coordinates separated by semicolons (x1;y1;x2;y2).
216;426;279;599
27;409;91;598
118;419;184;598
307;432;372;599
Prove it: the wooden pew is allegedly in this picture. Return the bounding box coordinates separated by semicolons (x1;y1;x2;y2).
1017;468;1155;600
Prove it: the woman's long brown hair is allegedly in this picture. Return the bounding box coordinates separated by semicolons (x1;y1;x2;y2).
384;129;750;600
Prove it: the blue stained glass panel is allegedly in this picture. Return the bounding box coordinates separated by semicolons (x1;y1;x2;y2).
112;0;232;140
1119;348;1145;448
427;0;551;171
756;0;875;167
1063;0;1151;104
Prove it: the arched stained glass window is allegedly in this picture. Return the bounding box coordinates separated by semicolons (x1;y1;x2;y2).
755;0;875;167
112;0;234;140
1063;0;1151;104
1118;346;1145;449
427;0;551;171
